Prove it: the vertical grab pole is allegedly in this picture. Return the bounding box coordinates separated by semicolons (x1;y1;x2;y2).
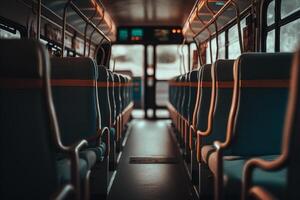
189;18;203;67
205;0;219;60
88;9;105;57
61;0;72;58
181;39;187;74
37;0;41;41
230;0;243;53
195;4;212;65
84;10;97;56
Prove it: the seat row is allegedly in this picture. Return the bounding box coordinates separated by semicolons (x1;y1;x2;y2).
167;50;300;200
0;39;134;199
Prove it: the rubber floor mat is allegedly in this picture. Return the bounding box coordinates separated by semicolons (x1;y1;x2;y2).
129;156;179;164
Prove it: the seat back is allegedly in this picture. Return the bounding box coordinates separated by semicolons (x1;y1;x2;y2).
108;70;116;125
51;57;100;146
229;53;292;156
0;39;58;198
119;75;125;113
188;69;199;124
176;75;184;116
97;65;111;128
195;64;212;131
113;73;121;117
181;72;190;120
202;60;235;144
287;50;300;199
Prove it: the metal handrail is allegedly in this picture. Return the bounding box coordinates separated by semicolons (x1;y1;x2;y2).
83;9;97;56
37;0;41;41
192;0;243;53
61;0;111;57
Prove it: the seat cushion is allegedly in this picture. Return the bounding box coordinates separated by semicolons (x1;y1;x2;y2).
88;142;106;162
208;154;286;198
79;150;97;169
56;158;88;185
201;145;215;163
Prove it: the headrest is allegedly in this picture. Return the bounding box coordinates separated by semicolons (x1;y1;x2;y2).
190;69;199;82
214;60;235;81
236;53;293;80
113;73;120;82
0;39;49;79
51;57;96;80
201;64;212;81
97;65;109;81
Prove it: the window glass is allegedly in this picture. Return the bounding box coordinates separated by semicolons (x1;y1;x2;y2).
218;32;226;59
267;1;275;26
206;41;211;64
281;0;300;19
156;81;169;106
155;45;188;80
211;38;217;62
110;45;144;76
280;18;300;52
266;30;275;52
0;25;21;39
228;19;246;59
189;43;197;68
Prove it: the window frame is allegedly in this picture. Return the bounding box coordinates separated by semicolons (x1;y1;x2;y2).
262;0;300;52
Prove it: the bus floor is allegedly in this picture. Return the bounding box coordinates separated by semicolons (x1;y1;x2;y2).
108;119;195;200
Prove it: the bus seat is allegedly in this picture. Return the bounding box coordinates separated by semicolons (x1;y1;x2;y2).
242;50;300;200
0;39;75;199
195;64;212;132
207;53;292;199
50;57;104;166
201;60;235;164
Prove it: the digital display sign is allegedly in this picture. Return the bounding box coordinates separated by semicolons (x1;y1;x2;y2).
117;26;183;44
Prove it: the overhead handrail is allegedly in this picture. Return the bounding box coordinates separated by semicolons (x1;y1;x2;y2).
61;0;111;57
192;0;243;54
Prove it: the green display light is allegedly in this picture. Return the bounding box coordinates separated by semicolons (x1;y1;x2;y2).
131;28;143;37
119;29;129;41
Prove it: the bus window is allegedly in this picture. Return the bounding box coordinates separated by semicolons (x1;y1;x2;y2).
280;19;300;52
266;30;275;52
155;45;188;108
281;0;300;19
110;45;144;77
264;0;300;52
218;32;226;59
0;24;21;39
228;19;246;59
155;45;188;80
189;43;197;68
267;1;275;26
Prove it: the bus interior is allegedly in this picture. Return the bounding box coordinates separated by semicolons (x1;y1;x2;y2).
0;0;300;200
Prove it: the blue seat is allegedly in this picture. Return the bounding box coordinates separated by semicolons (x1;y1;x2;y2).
51;57;105;166
242;50;300;200
200;60;235;163
207;53;292;199
0;39;82;199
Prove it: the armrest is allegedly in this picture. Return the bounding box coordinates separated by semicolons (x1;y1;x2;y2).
242;155;286;200
189;125;196;150
248;186;277;200
51;184;74;200
60;139;88;200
